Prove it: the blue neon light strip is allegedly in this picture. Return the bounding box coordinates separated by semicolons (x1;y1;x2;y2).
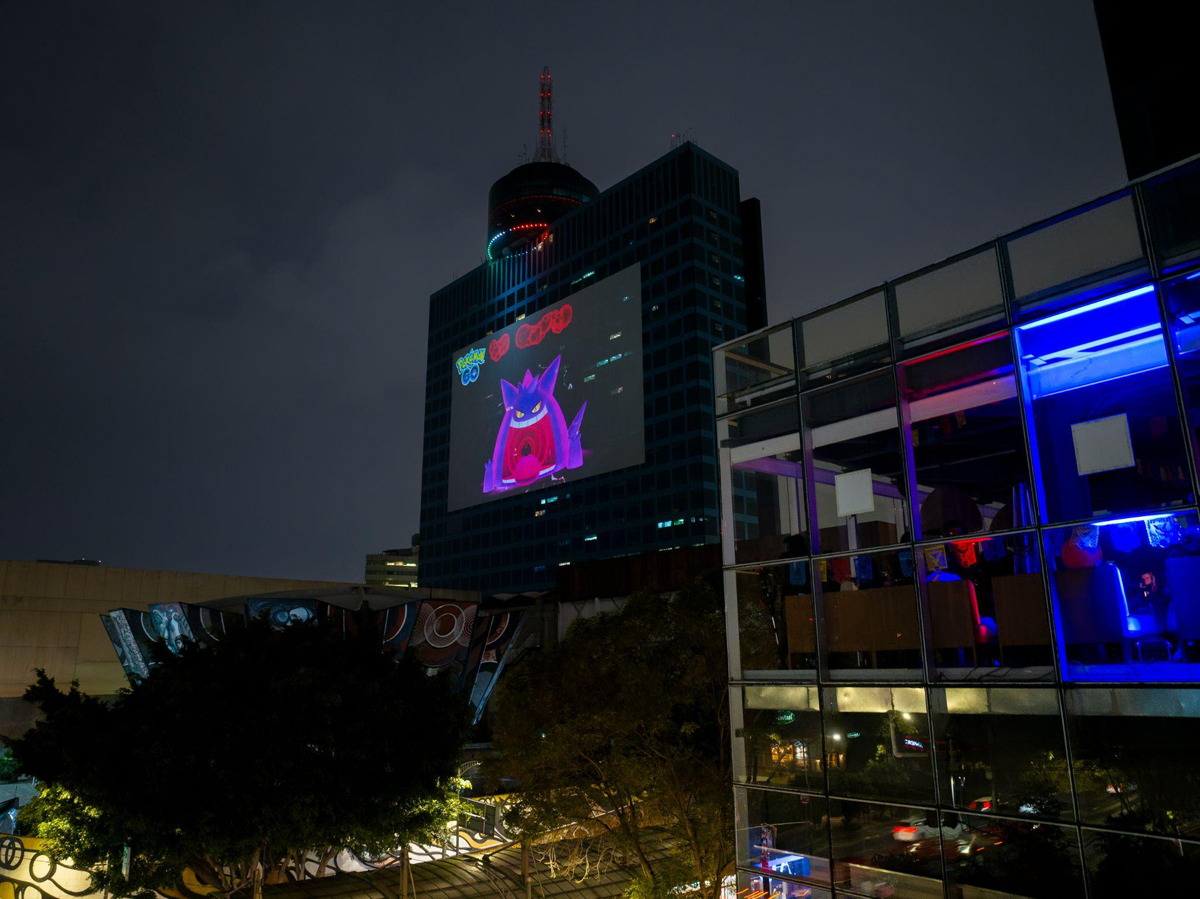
1015;284;1156;331
1090;512;1178;528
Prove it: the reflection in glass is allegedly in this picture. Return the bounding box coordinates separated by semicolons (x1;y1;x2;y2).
826;799;943;899
803;372;908;553
901;333;1034;539
1065;688;1200;839
820;549;921;676
930;688;1071;820
1045;512;1200;681
942;812;1083;899
822;687;932;804
722;403;807;564
1014;284;1192;524
739;686;823;790
736;565;817;678
1082;828;1200;899
715;324;796;416
737;788;831;889
923;533;1053;677
737;867;832;899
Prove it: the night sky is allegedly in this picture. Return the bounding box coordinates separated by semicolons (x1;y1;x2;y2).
0;2;1125;582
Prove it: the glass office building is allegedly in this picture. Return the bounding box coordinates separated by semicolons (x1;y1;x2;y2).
714;156;1200;898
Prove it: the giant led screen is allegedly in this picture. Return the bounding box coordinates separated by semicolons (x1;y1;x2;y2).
447;264;645;511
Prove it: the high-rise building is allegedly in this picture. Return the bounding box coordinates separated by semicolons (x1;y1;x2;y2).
419;73;764;593
1094;0;1200;180
714;155;1200;896
365;537;419;588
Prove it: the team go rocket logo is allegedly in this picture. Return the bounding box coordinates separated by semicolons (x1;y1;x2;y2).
483;354;586;494
455;347;486;385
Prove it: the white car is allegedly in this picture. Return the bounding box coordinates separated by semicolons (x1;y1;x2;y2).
893;813;967;843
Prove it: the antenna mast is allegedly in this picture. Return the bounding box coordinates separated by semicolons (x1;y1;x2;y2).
537;66;558;163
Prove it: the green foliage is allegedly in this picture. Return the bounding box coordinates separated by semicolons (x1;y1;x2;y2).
4;618;470;898
0;745;18;782
489;580;733;899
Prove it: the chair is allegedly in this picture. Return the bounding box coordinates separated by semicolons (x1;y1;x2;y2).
993;572;1051;658
1054;563;1160;663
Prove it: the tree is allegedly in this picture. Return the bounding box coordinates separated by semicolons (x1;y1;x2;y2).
488;580;733;899
5;617;470;899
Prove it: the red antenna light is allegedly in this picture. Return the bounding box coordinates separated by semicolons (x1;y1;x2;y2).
536;66;557;163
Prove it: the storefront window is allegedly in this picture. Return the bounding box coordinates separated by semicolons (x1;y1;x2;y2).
901;333;1035;539
736;788;831;891
1082;829;1200;898
930;687;1070;820
735;564;817;679
1014;284;1192;524
802;371;908;553
1045;512;1200;682
821;687;932;804
720;404;807;564
1065;688;1200;838
922;533;1053;678
819;548;922;677
943;813;1083;899
738;685;824;790
826;798;943;898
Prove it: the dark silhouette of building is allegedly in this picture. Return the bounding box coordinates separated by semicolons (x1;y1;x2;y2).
1094;0;1200;179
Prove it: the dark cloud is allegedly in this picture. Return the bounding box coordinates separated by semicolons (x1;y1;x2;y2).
0;1;1122;581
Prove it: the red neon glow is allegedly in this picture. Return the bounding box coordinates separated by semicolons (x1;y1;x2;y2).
489;333;511;362
515;304;573;350
901;331;1010;367
893;826;918;835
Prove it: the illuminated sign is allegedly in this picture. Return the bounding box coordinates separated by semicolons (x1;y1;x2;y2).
456;348;487;385
446;266;645;511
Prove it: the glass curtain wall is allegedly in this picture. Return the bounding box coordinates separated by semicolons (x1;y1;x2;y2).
715;162;1200;898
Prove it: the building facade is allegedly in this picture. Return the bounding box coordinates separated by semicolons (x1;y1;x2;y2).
714;156;1200;897
365;539;419;588
0;560;349;736
420;143;764;593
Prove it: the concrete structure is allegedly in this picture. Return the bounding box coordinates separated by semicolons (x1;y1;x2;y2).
0;560;349;735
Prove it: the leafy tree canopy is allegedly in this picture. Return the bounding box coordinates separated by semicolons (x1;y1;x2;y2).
488;580;733;899
5;617;470;899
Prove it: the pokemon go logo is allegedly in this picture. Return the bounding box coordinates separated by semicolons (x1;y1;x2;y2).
455;347;486;385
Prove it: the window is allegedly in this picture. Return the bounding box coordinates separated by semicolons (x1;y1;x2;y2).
714;323;796;415
826;799;942;896
901;334;1035;539
736;866;831;899
1014;284;1192;524
944;812;1083;899
735;564;817;678
1065;688;1200;837
736;788;831;892
738;686;823;790
720;404;807;564
795;290;890;386
893;246;1004;344
1045;512;1200;682
803;372;908;553
818;548;922;677
1141;159;1200;273
1165;270;1200;463
930;687;1070;819
1006;193;1145;306
1082;829;1200;898
822;687;932;803
923;533;1053;678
